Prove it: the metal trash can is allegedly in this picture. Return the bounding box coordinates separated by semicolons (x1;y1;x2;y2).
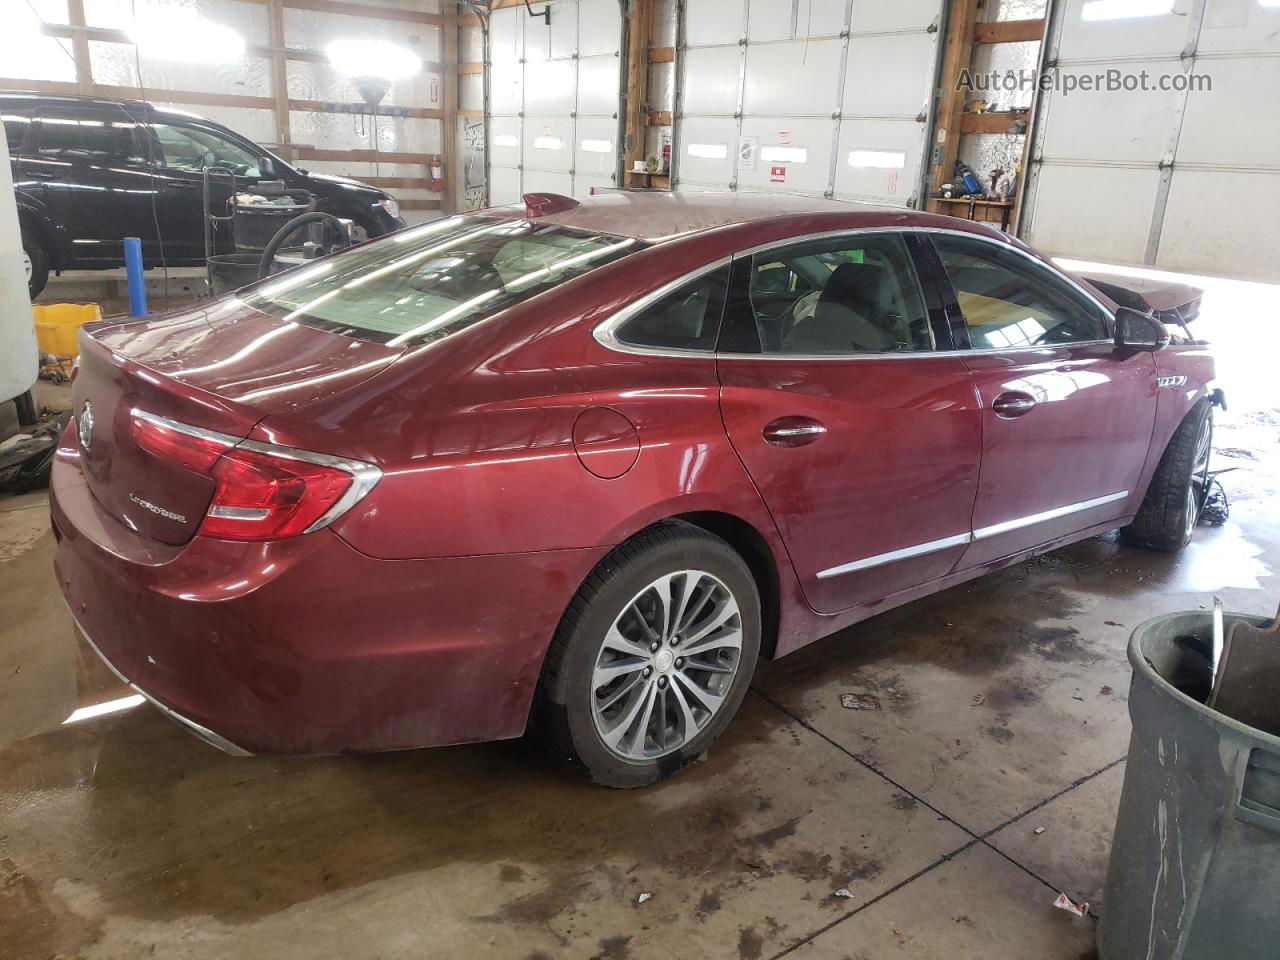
207;253;263;296
231;194;313;252
1099;609;1280;960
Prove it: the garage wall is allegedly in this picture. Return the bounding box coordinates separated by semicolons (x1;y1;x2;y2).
675;0;943;205
487;0;625;205
3;0;449;223
1020;0;1280;280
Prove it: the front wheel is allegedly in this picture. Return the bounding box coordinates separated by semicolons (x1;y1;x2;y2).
1121;400;1212;552
22;229;49;299
537;523;761;788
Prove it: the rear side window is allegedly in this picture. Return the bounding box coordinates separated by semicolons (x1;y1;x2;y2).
34;110;144;161
932;233;1108;349
612;265;729;352
241;216;642;345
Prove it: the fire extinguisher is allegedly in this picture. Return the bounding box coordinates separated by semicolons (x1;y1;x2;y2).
430;155;443;193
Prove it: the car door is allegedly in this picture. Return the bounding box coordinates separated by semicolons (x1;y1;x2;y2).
141;116;269;260
29;105;159;266
922;231;1159;569
716;231;983;615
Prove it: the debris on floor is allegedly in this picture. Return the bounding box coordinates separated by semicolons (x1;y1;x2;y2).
0;413;70;493
1034;826;1047;836
840;693;882;711
1052;893;1088;918
1199;475;1231;526
636;892;652;905
833;888;854;899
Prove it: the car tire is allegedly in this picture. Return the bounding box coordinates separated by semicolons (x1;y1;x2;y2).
536;522;761;788
22;229;49;300
1121;399;1213;553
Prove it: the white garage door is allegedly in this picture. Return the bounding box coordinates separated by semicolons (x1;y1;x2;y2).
1020;0;1280;281
676;0;943;206
488;0;624;206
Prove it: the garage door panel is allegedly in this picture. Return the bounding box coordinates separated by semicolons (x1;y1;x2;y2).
685;0;745;46
1057;0;1190;60
744;39;843;117
523;117;573;172
524;59;576;114
681;46;743;115
843;33;936;117
834;118;924;204
748;0;846;41
1025;165;1161;264
489;116;522;166
1176;57;1280;167
578;56;621;117
578;0;622;57
1038;60;1180;163
490;8;523;64
737;117;832;193
850;0;940;34
1201;0;1280;52
573;175;614;199
489;165;523;206
523;169;574;195
679;118;739;187
1157;170;1280;279
575;117;619;179
490;59;523;115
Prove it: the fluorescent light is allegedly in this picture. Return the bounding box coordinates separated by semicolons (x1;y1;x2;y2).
533;136;562;150
848;149;906;169
129;8;246;64
325;39;421;81
1082;0;1174;20
686;142;728;159
62;694;146;725
493;133;519;148
580;139;612;153
761;146;808;164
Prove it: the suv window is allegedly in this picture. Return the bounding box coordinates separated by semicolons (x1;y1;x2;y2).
613;265;729;352
932;233;1109;349
147;121;263;177
3;110;32;152
34;110;145;160
744;233;932;355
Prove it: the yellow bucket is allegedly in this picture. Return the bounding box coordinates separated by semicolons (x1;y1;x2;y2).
32;303;102;358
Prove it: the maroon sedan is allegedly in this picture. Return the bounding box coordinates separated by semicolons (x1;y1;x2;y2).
51;192;1218;787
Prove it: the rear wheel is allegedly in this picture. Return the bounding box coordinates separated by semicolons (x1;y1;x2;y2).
22;229;49;299
1121;400;1213;552
537;523;761;788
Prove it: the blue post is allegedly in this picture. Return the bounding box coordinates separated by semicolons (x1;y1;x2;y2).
124;236;147;317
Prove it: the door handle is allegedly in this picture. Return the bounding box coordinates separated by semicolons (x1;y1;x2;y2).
24;171;57;180
762;416;826;447
992;392;1037;419
166;181;200;189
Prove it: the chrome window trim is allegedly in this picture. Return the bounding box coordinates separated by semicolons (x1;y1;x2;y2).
130;409;382;535
590;225;1117;362
816;490;1130;580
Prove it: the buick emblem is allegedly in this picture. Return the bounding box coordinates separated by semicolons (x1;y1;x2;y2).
78;400;95;451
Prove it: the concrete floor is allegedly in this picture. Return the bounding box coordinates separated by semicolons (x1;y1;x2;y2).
3;271;1278;959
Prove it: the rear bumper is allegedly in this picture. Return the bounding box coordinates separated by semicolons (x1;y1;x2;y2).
51;450;606;755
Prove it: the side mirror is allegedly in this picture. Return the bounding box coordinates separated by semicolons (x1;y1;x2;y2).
1114;307;1170;353
258;156;277;179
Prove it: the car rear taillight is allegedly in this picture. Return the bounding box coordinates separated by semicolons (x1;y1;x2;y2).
130;409;380;541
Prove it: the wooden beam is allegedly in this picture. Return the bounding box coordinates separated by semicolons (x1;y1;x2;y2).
648;47;675;63
293;147;428;165
279;0;443;26
647;110;672;126
65;0;94;96
459;62;484;75
362;176;433;190
974;18;1045;45
443;1;459;214
267;0;293;158
623;0;654;181
959;109;1029;135
929;0;981;195
287;99;444;120
398;198;442;211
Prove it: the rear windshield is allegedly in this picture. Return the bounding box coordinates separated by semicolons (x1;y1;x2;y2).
241;216;642;345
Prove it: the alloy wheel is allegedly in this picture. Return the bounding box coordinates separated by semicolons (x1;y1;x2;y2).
591;570;743;761
22;249;32;282
1185;415;1212;540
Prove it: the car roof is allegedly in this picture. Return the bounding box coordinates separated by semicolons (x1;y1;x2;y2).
488;190;935;243
0;91;203;123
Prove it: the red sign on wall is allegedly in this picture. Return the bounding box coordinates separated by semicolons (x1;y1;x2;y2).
770;165;786;183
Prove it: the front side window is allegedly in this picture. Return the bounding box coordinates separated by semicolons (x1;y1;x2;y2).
742;233;932;355
932;233;1108;349
147;122;263;177
242;216;642;345
612;265;729;352
34;110;145;161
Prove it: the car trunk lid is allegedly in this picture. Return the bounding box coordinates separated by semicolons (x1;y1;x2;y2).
72;301;402;545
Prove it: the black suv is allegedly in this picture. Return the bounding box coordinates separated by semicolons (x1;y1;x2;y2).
5;93;407;297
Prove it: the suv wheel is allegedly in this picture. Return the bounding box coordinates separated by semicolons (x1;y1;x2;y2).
537;523;761;788
1121;400;1212;552
22;229;49;299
